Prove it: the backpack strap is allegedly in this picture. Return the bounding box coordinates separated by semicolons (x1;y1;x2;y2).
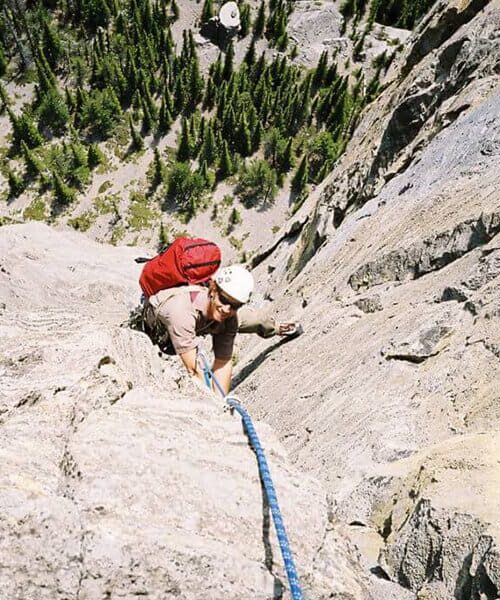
149;284;205;312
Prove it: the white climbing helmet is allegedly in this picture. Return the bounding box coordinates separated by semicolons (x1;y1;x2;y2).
214;264;254;304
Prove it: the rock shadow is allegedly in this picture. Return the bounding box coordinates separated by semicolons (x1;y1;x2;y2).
233;338;282;387
258;473;284;599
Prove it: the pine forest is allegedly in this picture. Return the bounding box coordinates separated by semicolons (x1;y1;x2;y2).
0;0;434;253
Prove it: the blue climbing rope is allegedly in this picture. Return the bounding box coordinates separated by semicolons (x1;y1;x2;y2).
198;351;304;600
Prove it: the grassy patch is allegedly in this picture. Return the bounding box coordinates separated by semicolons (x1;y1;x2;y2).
110;224;126;245
68;210;96;231
98;180;113;194
17;66;38;84
94;193;119;215
96;161;111;175
228;235;243;251
113;122;130;148
0;215;19;226
23;198;47;222
127;191;158;231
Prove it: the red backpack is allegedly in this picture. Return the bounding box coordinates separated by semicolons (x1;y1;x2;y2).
138;237;221;298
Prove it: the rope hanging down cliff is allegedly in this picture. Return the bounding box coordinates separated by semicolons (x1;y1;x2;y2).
198;350;304;600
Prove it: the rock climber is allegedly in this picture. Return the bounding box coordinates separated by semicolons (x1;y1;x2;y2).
142;264;302;395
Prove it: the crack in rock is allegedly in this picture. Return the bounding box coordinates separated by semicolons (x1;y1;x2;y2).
382;325;453;364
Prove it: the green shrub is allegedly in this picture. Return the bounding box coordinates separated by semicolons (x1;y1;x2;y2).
81;88;122;138
7;168;24;198
52;171;76;207
68;211;96;231
165;162;206;218
37;87;69;135
237;159;277;207
23;198;47;221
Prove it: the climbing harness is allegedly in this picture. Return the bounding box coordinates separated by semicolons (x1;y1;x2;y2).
198;350;304;600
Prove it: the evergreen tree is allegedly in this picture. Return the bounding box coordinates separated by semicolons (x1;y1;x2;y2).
157;98;173;134
0;82;8;110
10;110;44;150
71;142;88;168
74;86;88;122
81;87;122;138
291;155;308;194
218;140;234;179
129;115;144;150
229;206;242;226
36;51;57;93
171;0;180;21
276;31;288;51
166;162;205;217
308;131;337;182
7;167;24;198
188;29;197;60
312;50;328;89
188;113;199;155
244;38;256;67
0;45;8;77
38;87;69;134
264;128;284;168
198;116;206;145
176;118;191;161
252;121;263;152
81;0;111;30
237;112;252;157
253;1;265;39
88;143;105;168
221;105;237;147
42;19;63;70
203;77;216;110
158;222;169;250
52;171;76;206
237;159;277;206
59;139;90;189
142;81;158;120
198;160;215;189
187;54;204;113
222;41;234;81
279;137;294;173
199;123;218;166
164;87;174;114
173;74;187;114
65;87;75;112
151;147;164;188
211;53;223;86
239;4;251;37
141;97;154;133
21;141;46;180
201;0;214;22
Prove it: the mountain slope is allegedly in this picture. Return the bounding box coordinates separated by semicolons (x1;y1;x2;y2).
236;1;500;597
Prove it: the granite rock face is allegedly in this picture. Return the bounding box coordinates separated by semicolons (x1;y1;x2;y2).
0;223;395;599
236;1;500;598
